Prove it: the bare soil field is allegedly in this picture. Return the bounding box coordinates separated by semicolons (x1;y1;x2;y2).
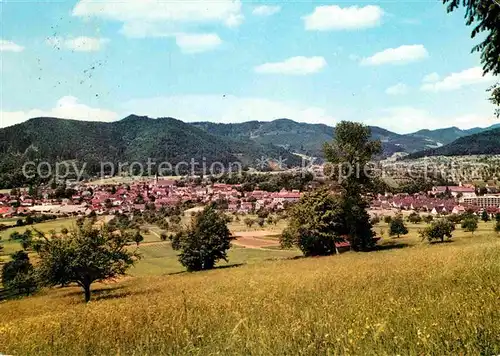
232;230;281;249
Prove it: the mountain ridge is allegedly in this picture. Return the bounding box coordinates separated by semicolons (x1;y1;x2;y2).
407;127;500;158
1;115;499;188
0;115;302;188
192;119;500;157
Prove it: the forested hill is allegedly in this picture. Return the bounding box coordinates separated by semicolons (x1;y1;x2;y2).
1;115;498;188
0;116;301;188
192;119;435;158
407;128;500;158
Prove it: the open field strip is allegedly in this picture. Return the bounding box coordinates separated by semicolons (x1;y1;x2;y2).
1;231;500;355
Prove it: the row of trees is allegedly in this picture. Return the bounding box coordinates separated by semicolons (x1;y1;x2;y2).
383;212;500;240
383;214;453;241
15;214;57;227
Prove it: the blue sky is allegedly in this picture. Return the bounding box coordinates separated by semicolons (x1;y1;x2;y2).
0;0;498;133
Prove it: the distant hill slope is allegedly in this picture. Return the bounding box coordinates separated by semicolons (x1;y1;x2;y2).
406;124;500;148
0;116;301;188
193;119;443;157
193;119;334;157
407;128;500;158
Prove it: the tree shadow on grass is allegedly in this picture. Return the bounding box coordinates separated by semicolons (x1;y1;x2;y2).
215;263;244;270
92;288;162;302
64;285;127;297
429;239;454;245
65;285;163;302
166;263;245;276
371;242;411;251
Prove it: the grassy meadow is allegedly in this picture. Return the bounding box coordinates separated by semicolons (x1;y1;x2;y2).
0;217;77;263
1;218;500;354
131;243;300;276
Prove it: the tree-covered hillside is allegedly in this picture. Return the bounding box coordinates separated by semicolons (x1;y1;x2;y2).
408;128;500;158
0;116;301;188
193;119;446;157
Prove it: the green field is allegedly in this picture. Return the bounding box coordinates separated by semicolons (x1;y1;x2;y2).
0;217;77;241
140;213;288;244
1;220;500;354
1;217;78;261
0;217;19;224
375;219;499;245
131;243;300;277
227;215;288;233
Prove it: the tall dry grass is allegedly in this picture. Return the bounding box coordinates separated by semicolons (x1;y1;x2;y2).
1;239;500;355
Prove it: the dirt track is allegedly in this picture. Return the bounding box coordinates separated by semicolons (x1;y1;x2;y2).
232;231;281;249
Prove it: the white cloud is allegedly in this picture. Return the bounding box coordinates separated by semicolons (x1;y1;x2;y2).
123;95;337;125
72;0;241;54
252;5;281;16
303;5;383;31
175;33;222;53
420;67;496;92
72;0;244;28
361;45;428;66
255;56;327;75
0;39;24;52
225;13;244;28
119;22;176;38
385;83;409;95
0;96;118;128
422;72;440;83
47;36;109;52
365;106;497;134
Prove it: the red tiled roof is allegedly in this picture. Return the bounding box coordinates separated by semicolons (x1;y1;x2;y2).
335;241;351;248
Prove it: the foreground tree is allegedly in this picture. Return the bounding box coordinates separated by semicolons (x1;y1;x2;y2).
35;222;140;302
1;251;38;296
389;215;409;238
462;217;478;235
281;189;346;256
444;0;500;116
323;121;382;251
170;205;234;272
419;219;455;243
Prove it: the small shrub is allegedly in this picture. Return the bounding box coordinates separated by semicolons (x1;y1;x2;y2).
419;219;454;243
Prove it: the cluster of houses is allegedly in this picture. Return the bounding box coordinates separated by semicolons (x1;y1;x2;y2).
3;178;500;220
372;184;500;215
0;179;303;218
